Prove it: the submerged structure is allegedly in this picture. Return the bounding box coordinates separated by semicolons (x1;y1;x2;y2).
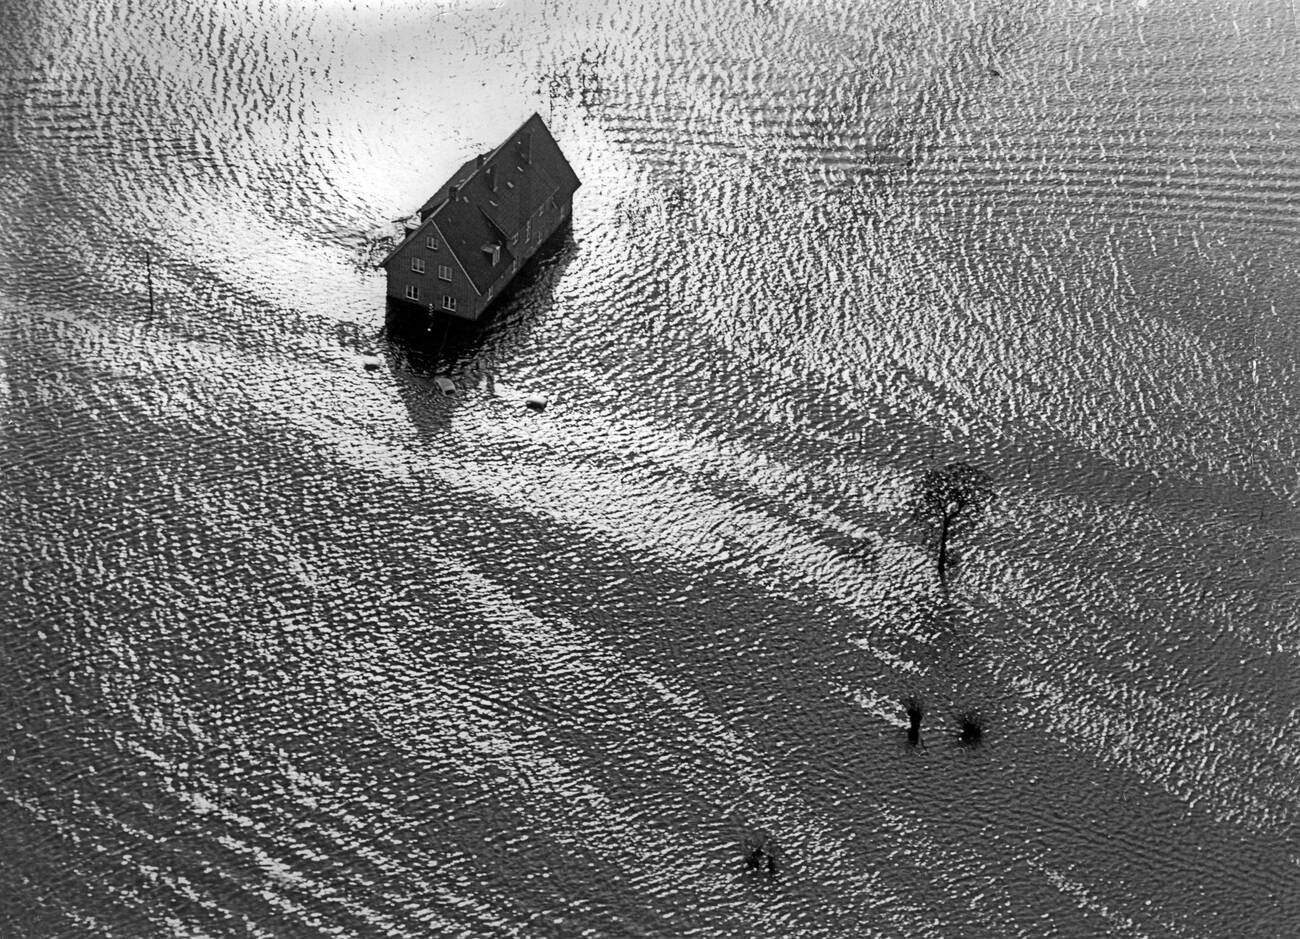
381;113;580;323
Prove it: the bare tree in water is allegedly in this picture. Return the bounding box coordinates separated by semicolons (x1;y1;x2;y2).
911;462;993;583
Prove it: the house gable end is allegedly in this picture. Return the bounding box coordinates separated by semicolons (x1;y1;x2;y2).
381;214;442;269
439;220;484;297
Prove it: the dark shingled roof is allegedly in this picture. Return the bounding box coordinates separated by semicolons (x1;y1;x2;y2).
383;114;581;296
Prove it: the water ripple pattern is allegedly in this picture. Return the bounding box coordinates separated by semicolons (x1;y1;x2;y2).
2;0;1298;935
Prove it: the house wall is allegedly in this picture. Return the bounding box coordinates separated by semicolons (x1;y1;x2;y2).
471;191;573;318
385;224;475;321
470;191;570;318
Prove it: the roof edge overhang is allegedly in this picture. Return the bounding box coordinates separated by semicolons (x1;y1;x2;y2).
379;210;443;268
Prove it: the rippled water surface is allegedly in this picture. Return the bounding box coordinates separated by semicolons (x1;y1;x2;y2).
3;0;1299;935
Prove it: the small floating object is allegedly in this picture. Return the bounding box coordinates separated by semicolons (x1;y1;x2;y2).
524;391;549;411
433;375;456;396
360;355;382;372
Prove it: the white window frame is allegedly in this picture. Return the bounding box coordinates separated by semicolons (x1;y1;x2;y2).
425;236;438;250
442;295;457;312
437;264;453;281
411;257;425;273
405;284;419;301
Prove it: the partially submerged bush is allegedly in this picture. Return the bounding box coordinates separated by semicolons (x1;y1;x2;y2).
742;831;779;876
903;696;924;746
956;711;984;748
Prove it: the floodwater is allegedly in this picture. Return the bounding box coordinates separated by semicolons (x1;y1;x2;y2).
2;0;1298;934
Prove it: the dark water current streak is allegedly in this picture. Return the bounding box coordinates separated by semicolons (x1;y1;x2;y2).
3;0;1300;935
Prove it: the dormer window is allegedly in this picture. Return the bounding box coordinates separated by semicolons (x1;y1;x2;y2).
411;257;425;274
425;236;438;250
481;244;501;266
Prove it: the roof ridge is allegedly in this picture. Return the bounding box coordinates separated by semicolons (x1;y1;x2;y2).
416;113;549;213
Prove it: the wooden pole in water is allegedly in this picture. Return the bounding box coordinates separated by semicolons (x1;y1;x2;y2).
145;251;155;318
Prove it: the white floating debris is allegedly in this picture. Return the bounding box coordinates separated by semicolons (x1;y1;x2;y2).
433;375;456;396
360;355;382;372
524;391;549;411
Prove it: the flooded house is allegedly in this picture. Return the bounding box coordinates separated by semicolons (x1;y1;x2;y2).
381;113;580;323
